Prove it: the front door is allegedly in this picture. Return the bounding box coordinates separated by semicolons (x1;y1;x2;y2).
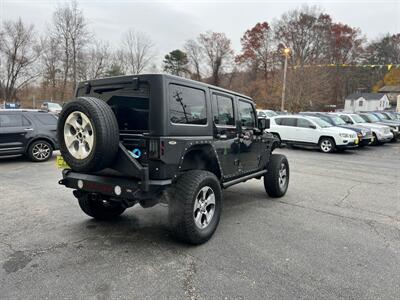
211;92;240;179
237;99;260;173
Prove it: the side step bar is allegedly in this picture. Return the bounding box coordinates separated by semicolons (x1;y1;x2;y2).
222;170;267;188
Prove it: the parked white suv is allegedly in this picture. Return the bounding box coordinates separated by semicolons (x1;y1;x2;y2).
332;113;393;145
268;115;359;153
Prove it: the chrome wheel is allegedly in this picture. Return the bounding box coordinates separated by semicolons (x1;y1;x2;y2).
320;139;332;153
193;186;216;229
278;163;287;189
64;111;94;159
32;143;51;160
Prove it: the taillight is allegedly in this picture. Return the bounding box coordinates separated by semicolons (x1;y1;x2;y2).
148;139;159;159
160;141;165;156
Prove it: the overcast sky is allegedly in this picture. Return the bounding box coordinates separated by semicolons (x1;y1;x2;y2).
2;0;399;66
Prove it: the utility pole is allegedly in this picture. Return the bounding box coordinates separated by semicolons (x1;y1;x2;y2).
281;47;290;112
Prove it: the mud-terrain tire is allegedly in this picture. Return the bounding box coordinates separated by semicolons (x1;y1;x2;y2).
77;192;126;220
169;170;222;245
57;97;119;172
264;154;289;198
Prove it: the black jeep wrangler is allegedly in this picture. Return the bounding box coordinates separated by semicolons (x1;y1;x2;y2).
57;74;289;244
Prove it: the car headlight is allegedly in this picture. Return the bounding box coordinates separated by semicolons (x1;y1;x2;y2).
339;133;350;138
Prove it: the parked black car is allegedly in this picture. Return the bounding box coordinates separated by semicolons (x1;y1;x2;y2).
0;110;59;161
299;112;373;146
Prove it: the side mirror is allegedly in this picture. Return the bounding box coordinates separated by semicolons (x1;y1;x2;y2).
309;124;317;129
258;118;270;131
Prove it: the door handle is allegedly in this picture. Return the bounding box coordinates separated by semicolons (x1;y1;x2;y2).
217;134;227;139
24;128;34;131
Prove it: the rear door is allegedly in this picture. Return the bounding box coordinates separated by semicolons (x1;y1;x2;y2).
0;113;32;155
237;99;260;173
278;117;297;141
211;91;239;178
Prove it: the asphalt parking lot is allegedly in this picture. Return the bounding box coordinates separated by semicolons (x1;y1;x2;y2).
1;144;399;299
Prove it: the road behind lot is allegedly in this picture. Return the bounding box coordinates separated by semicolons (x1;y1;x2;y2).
0;144;399;299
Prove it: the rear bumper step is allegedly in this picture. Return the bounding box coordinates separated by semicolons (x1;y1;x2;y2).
59;170;171;200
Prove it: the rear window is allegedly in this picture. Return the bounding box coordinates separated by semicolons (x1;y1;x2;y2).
34;114;58;125
276;117;296;126
169;84;207;125
77;82;150;133
0;114;29;127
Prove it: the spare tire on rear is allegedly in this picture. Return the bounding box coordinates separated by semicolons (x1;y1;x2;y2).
57;97;119;172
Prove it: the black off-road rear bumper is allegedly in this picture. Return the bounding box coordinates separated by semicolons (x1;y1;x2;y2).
59;143;172;200
59;170;172;200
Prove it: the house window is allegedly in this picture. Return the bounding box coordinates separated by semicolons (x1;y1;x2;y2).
359;100;363;107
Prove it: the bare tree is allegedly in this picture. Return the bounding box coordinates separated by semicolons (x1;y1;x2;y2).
122;29;154;74
184;39;203;80
52;0;88;99
79;41;111;80
41;35;61;100
0;19;41;102
274;5;331;66
198;31;233;86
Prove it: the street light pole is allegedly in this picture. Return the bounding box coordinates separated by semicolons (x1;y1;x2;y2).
281;47;290;112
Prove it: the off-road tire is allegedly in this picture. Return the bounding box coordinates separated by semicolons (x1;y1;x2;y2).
264;154;289;198
28;140;53;162
77;192;126;220
57;97;119;172
169;170;222;245
319;137;335;153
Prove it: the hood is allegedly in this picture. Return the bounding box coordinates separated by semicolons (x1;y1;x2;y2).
357;123;389;130
337;124;362;133
321;126;356;135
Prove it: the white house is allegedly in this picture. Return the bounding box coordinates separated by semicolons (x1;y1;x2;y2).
344;93;391;112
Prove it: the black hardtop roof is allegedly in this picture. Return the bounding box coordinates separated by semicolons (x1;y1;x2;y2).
77;73;252;101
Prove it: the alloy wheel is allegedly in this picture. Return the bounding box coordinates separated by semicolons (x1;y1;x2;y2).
320;140;332;152
64;111;94;159
32;143;51;160
193;186;216;229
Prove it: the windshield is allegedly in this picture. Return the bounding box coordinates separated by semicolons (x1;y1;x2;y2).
330;116;346;125
351;114;366;123
311;117;332;128
365;114;380;122
374;112;388;120
47;103;62;109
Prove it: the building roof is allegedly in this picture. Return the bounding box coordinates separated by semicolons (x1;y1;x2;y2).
345;93;386;101
378;85;400;93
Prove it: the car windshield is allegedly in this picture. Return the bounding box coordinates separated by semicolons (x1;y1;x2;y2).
365;114;380;122
265;111;278;117
329;116;346;125
351;114;366;123
47;103;62;109
375;112;388;120
311;117;332;128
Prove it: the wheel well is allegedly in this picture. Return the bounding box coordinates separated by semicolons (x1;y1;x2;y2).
180;145;222;179
318;136;335;145
26;138;55;153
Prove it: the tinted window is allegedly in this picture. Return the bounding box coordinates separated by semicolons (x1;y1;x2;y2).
297;118;313;128
0;114;24;127
169;84;207;125
238;100;255;127
212;94;235;126
35;114;58;125
279;118;297;126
